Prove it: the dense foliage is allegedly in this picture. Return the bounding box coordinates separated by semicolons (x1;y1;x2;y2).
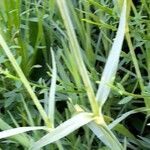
0;0;150;149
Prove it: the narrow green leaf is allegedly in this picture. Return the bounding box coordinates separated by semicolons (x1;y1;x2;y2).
146;42;150;80
108;107;147;129
29;112;94;150
47;49;57;127
138;136;150;145
87;0;114;16
82;19;116;31
113;0;124;15
88;122;123;150
21;96;35;126
96;0;127;108
118;96;133;105
0;34;51;127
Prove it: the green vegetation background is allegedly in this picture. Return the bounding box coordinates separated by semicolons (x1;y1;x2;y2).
0;0;150;149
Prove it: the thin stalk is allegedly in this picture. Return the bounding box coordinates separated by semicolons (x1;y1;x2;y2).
96;0;127;110
125;30;144;90
125;26;150;112
125;0;144;90
56;0;99;115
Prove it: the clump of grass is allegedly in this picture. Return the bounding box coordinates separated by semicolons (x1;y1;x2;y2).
0;0;150;149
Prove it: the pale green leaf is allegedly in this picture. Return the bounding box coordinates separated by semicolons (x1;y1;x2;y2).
88;122;123;150
47;49;57;126
29;112;94;150
56;0;99;115
118;96;133;105
0;126;46;139
0;118;30;147
108;107;147;129
0;34;50;126
96;0;127;107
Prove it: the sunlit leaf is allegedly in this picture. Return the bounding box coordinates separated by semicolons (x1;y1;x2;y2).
0;126;46;139
47;48;57;126
30;112;94;150
96;0;127;107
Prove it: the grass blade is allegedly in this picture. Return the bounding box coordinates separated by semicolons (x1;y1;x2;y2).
48;49;57;127
108;107;147;129
0;118;30;147
96;0;127;108
87;0;114;16
29;112;94;150
0;34;51;127
0;126;46;139
56;0;99;115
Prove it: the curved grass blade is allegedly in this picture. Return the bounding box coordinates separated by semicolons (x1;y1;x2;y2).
21;96;35;126
0;126;46;139
108;107;148;129
96;0;127;108
0;118;30;147
29;112;94;150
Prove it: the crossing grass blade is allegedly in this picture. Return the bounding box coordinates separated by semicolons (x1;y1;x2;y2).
88;122;124;150
56;0;99;115
108;107;148;129
29;112;94;150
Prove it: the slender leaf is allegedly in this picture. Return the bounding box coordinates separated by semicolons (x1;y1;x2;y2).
0;34;51;127
48;49;57;127
96;0;127;107
118;96;133;105
29;112;94;150
88;122;123;150
56;0;99;115
0;126;46;139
